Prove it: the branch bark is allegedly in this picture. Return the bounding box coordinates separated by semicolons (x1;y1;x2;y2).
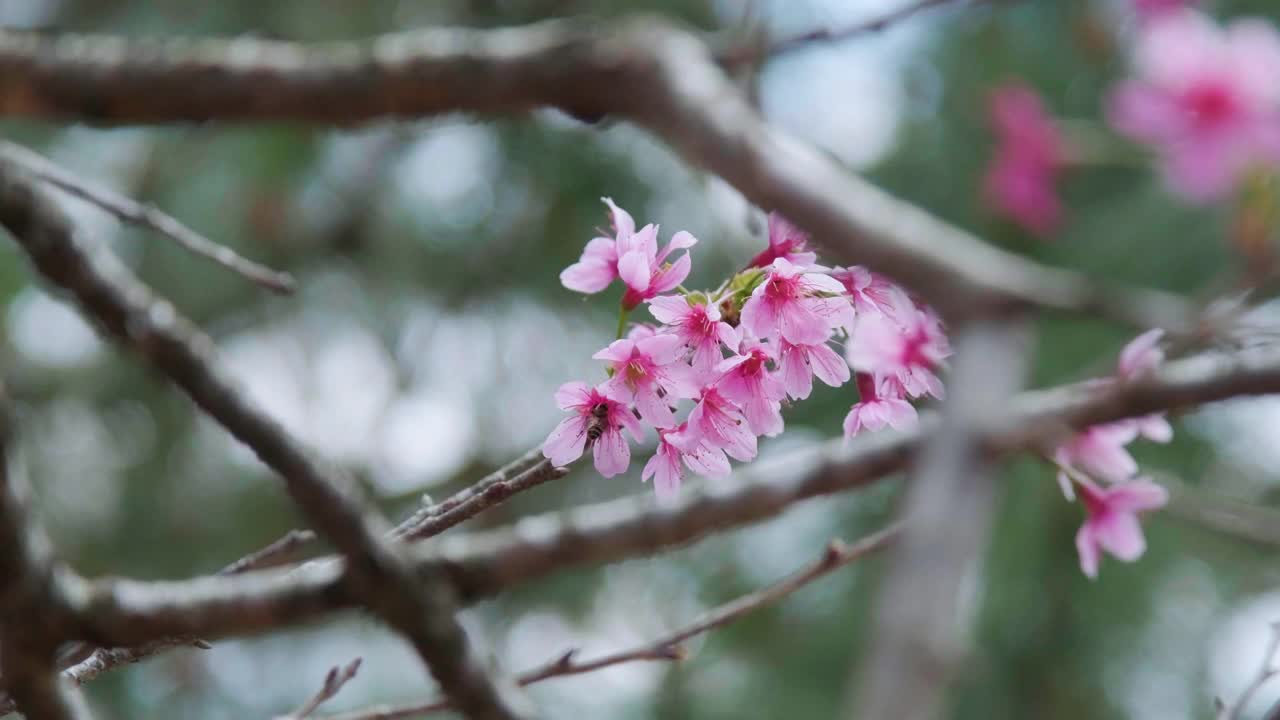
0;21;1192;327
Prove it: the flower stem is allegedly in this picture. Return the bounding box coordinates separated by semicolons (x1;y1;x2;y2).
616;306;631;339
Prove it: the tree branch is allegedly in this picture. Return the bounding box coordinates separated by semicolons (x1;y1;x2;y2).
0;386;93;719
0;154;532;719
0;21;1192;327
55;341;1280;653
0;141;294;294
319;524;900;720
283;658;362;719
849;321;1032;720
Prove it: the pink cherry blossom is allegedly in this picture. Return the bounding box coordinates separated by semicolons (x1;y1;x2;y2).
1108;11;1280;202
682;385;758;462
778;338;851;401
543;381;644;478
843;373;918;439
618;225;697;310
714;341;786;437
1074;477;1168;579
829;266;912;325
648;294;740;374
642;424;731;501
560;198;632;293
1054;422;1141;498
740;258;852;346
983;83;1068;236
846;310;949;400
1117;328;1165;380
747;213;818;269
594;334;686;428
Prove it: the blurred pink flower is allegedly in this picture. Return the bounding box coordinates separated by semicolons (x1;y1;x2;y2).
594;334;686;428
747;213;818;269
1074;477;1168;579
829;265;912;326
843;373;917;439
846;310;949;400
543;381;644;477
648;294;740;375
741;258;852;346
1053;422;1140;500
1133;0;1196;21
1109;11;1280;202
778;338;850;401
1117;328;1166;380
983;83;1068;236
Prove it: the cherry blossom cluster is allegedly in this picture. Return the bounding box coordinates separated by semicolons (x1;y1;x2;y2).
984;3;1280;234
544;200;949;500
1053;329;1172;579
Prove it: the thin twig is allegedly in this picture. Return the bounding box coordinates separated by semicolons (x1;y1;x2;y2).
319;524;901;719
220;529;320;575
392;458;569;541
717;0;977;68
1218;622;1280;720
0;141;295;294
283;658;363;719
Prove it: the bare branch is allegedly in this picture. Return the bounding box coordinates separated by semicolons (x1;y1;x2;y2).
219;529;320;576
55;341;1280;653
0;140;295;294
0;387;93;719
392;448;546;538
717;0;980;68
392;458;569;541
850;321;1032;720
0;21;1192;328
319;525;900;719
0;154;532;719
283;658;363;719
1218;622;1280;720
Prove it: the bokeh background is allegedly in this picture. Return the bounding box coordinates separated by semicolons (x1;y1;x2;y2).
4;0;1280;717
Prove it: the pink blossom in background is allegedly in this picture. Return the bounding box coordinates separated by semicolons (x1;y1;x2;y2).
740;258;852;346
1054;422;1140;488
683;385;758;462
843;373;918;439
1133;0;1196;22
1117;328;1165;380
642;424;731;501
1074;477;1168;579
714;340;786;437
594;334;686;428
1109;11;1280;202
778;338;851;401
983;83;1068;236
648;294;740;375
846;310;949;400
543;381;644;477
747;213;818;269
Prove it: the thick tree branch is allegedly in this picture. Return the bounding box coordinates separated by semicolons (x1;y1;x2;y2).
320;524;901;720
0;21;1191;327
55;341;1280;652
849;321;1032;720
0;388;93;719
0;157;532;719
0;141;294;293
